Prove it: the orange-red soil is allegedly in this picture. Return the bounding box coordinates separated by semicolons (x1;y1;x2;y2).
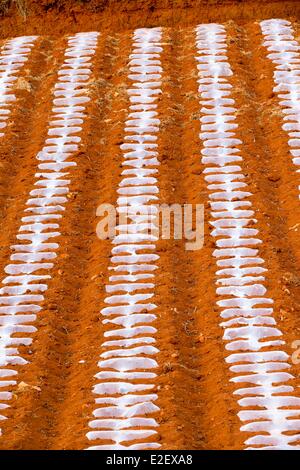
0;0;300;450
1;1;300;38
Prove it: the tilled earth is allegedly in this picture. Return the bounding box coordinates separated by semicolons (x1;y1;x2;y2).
0;0;300;451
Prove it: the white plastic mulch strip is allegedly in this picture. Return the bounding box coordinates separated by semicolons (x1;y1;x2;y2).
0;36;38;138
86;27;162;450
260;19;300;187
195;23;300;450
0;32;99;433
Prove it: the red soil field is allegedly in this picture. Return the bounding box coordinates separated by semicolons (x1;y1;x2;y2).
0;0;300;451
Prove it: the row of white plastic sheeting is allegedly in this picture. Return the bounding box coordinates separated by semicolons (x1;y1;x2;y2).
86;27;163;450
261;19;300;195
0;36;38;137
0;32;99;434
195;23;300;450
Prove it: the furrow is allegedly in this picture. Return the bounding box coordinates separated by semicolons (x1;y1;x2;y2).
0;36;57;276
153;26;242;449
38;31;132;451
152;26;206;450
